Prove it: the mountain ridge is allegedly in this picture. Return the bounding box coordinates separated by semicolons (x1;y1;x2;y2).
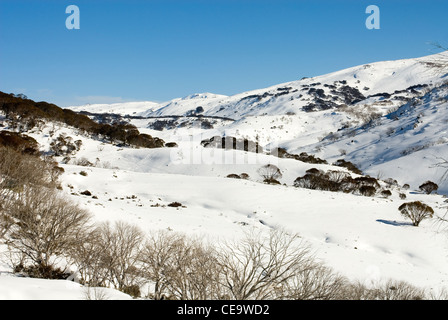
67;52;448;120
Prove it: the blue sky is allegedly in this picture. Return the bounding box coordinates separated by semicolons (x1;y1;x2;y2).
0;0;447;107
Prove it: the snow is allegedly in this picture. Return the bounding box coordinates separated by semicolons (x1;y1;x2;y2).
2;52;448;299
66;52;446;120
67;101;160;116
0;274;132;300
57;164;448;292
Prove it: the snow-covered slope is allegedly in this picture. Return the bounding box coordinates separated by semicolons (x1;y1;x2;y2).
295;82;448;193
198;53;445;119
3;111;446;296
68;93;229;117
67;101;160;116
139;92;229;117
3;52;448;299
0;274;132;300
67;52;447;120
59;165;448;292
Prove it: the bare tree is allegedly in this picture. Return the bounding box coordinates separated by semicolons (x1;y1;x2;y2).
0;147;50;202
83;286;111;300
398;201;434;227
69;220;145;295
281;263;349;300
216;229;315;300
432;156;448;183
95;221;145;294
140;230;222;300
69;227;109;287
342;279;427;300
139;230;184;299
0;147;64;242
1;186;93;276
257;164;282;184
163;237;221;300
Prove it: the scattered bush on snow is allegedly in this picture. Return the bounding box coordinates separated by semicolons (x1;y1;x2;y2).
398;201;434;227
419;181;438;195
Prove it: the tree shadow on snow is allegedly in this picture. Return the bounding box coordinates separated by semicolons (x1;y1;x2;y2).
376;219;413;227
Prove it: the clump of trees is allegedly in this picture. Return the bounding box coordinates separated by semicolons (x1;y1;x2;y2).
227;173;250;180
50;134;82;156
0;146;77;277
332;159;363;175
69;227;443;300
293;168;381;197
0;130;39;155
271;147;328;165
0;91;165;149
3;187;93;278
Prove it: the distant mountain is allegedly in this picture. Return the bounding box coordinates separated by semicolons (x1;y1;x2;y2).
67;52;447;120
65;52;448;192
67;100;160;116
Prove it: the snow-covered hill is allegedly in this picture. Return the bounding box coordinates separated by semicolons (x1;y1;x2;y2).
68;52;447;119
68;100;160;116
2;52;448;299
296;82;448;193
77;52;448;193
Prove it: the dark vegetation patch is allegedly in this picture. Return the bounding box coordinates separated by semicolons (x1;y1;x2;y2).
293;168;382;197
271;147;328;165
201;136;263;153
0;130;39;155
0;92;165;148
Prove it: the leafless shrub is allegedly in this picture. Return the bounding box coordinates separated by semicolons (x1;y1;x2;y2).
281;263;349;300
97;221;144;294
373;279;427;300
257;164;282;184
326;170;351;184
1;186;93;277
343;279;427;300
216;229;316;300
83;286;111;300
0;147;53;201
74;157;93;167
140;230;222;300
70;221;145;296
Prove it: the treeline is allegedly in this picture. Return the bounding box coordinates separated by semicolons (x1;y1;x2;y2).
0;92;164;148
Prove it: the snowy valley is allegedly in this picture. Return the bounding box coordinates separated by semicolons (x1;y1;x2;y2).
1;52;448;300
